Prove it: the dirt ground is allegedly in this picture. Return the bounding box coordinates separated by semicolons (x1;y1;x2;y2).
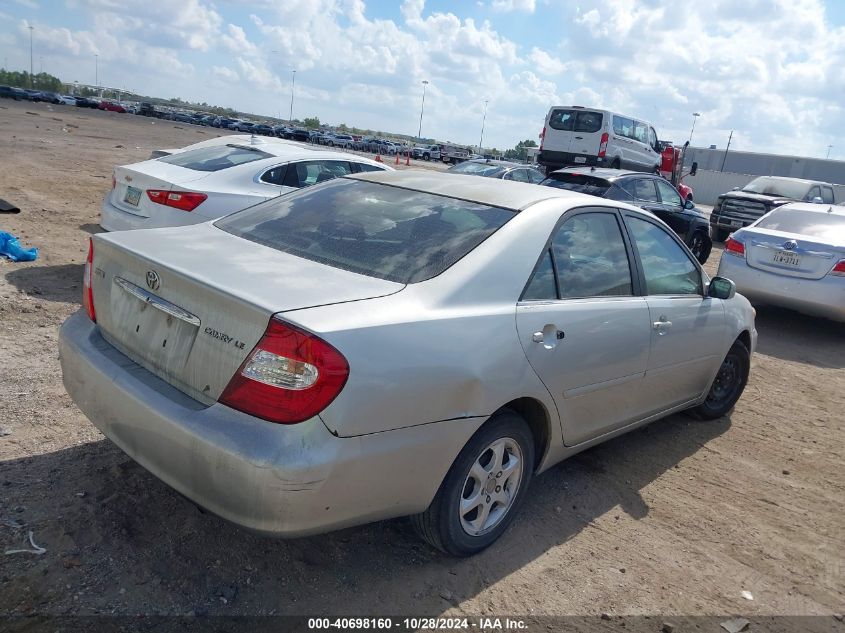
0;99;843;625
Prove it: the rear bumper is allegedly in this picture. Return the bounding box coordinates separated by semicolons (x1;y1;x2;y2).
100;197;205;232
59;311;484;536
537;149;607;170
718;255;845;322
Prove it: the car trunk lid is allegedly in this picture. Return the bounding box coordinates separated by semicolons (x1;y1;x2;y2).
89;223;403;404
744;229;843;279
108;161;212;219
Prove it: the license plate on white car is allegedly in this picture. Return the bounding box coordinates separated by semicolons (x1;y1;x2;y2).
772;250;801;267
573;156;587;164
124;186;142;207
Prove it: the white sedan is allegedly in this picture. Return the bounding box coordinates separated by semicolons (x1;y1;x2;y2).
717;202;845;321
101;136;391;231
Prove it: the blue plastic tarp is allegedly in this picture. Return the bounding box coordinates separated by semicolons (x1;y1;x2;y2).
0;231;38;262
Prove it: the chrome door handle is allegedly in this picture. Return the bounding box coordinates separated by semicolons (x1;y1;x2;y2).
652;317;672;335
532;332;544;342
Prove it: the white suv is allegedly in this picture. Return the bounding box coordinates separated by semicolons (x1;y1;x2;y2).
538;107;661;174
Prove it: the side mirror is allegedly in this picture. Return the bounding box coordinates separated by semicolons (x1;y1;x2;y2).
732;186;740;191
684;198;695;210
690;161;698;176
811;196;824;204
708;277;736;300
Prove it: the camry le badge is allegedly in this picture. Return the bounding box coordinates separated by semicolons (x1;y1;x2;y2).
146;270;161;291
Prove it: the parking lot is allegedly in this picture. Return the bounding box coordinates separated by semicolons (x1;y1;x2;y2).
0;99;843;620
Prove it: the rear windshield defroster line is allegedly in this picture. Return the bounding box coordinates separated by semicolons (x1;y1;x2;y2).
215;179;516;284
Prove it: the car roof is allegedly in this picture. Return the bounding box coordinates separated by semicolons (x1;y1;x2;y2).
347;169;590;211
549;167;642;180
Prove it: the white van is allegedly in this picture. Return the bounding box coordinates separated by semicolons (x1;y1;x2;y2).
537;106;661;174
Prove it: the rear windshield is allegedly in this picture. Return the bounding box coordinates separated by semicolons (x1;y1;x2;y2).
755;208;845;241
449;162;505;177
541;174;612;197
216;179;515;284
548;109;603;133
742;177;811;199
158;144;272;172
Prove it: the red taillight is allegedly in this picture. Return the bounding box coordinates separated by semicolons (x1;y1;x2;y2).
539;127;545;151
146;189;207;212
598;132;609;158
830;259;845;276
725;236;745;257
82;238;96;322
219;317;349;424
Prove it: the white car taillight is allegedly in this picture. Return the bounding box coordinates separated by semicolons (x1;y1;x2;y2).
829;259;845;276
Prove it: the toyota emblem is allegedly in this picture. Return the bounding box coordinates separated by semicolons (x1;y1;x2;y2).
146;270;161;291
783;240;797;250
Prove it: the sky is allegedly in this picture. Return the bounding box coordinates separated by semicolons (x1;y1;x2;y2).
1;0;844;158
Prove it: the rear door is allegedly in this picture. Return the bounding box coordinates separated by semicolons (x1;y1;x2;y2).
568;110;605;161
516;208;653;446
622;213;725;411
653;178;689;237
544;108;576;155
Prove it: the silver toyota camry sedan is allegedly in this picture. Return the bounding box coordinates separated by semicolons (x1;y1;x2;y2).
717;202;845;322
59;170;756;556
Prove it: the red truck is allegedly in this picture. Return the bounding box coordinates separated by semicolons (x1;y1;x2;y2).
660;141;696;202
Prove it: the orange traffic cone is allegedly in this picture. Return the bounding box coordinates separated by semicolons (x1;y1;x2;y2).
375;154;383;162
405;150;411;166
395;151;400;166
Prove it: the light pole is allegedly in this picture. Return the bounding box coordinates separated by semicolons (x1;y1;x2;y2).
688;112;701;145
289;69;296;123
478;99;489;154
28;25;34;89
94;54;99;95
826;145;833;159
417;80;428;139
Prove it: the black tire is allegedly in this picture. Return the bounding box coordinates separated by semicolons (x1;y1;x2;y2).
712;227;730;243
610;158;621;169
423;153;430;161
689;340;750;420
410;410;535;557
686;194;694;203
688;230;712;265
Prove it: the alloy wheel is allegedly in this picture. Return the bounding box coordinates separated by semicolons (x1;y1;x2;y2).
459;437;523;537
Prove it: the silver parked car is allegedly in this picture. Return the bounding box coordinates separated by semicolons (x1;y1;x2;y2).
59;171;756;556
717;202;845;321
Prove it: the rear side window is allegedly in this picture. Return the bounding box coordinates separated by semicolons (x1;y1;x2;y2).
613;116;633;137
355;163;387;173
159;145;272;172
216;179;515;284
552;212;633;298
633;179;659;202
282;160;353;188
755;208;845;241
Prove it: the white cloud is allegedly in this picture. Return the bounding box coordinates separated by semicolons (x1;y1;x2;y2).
212;65;239;82
491;0;536;13
221;24;258;56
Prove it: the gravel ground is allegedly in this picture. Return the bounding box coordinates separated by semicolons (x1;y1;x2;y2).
0;100;843;625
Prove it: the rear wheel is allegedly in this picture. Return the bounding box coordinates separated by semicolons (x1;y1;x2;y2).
688;230;712;264
423;153;430;161
411;410;535;557
689;341;750;420
610;158;621;169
